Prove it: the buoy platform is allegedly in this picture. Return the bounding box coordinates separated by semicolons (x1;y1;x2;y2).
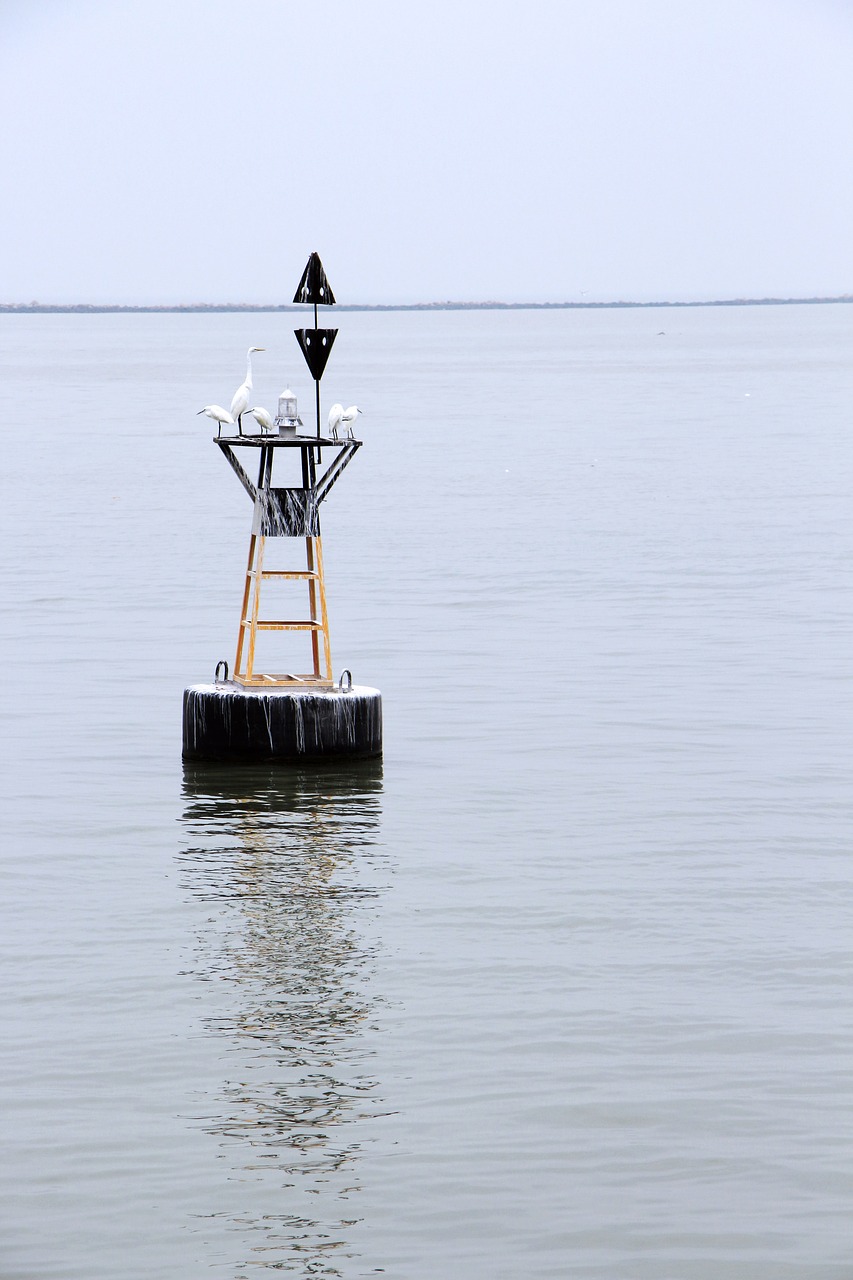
182;681;382;764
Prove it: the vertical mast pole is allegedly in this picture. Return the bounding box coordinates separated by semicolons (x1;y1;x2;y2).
314;298;320;439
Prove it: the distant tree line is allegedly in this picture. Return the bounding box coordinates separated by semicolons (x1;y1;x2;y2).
1;297;851;314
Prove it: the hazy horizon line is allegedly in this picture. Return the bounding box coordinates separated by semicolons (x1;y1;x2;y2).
1;294;851;315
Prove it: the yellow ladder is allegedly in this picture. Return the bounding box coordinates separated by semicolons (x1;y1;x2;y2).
233;533;333;687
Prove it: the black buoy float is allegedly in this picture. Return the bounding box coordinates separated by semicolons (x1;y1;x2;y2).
182;253;382;764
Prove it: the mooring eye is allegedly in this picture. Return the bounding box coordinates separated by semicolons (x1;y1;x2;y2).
338;668;353;692
215;660;229;682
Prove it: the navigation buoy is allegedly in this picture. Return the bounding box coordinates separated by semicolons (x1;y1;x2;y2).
182;253;382;764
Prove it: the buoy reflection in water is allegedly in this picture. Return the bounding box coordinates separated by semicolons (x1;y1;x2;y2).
178;761;387;1275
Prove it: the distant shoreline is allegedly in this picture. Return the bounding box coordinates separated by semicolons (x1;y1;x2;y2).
0;295;850;315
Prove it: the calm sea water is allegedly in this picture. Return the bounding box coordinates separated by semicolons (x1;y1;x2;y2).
1;304;852;1279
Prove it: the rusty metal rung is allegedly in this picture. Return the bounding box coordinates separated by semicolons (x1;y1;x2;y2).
250;570;319;580
245;620;322;631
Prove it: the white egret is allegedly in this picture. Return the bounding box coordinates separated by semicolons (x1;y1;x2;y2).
230;346;265;434
197;404;235;437
327;403;344;439
340;405;363;439
248;406;274;434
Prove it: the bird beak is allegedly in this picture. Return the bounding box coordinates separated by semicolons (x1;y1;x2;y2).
196;409;204;415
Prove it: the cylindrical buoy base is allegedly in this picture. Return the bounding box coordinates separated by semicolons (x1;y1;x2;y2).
182;682;382;763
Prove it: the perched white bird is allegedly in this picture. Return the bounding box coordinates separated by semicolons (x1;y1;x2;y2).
197;404;235;437
327;403;344;439
230;346;265;434
248;406;274;434
340;405;363;439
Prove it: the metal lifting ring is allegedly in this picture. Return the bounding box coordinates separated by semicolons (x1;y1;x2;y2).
215;660;229;682
338;668;353;692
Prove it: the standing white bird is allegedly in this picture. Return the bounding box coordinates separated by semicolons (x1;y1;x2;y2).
248;406;274;434
327;403;344;439
197;404;235;437
340;405;363;439
230;346;265;434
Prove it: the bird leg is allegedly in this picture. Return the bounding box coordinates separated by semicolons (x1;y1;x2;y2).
237;412;244;436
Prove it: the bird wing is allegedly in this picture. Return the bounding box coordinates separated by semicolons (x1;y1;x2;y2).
230;381;250;417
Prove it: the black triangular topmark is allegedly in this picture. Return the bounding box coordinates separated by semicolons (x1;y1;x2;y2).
293;253;336;306
294;328;338;381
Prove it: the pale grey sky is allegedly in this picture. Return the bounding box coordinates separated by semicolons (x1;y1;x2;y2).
1;0;851;305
